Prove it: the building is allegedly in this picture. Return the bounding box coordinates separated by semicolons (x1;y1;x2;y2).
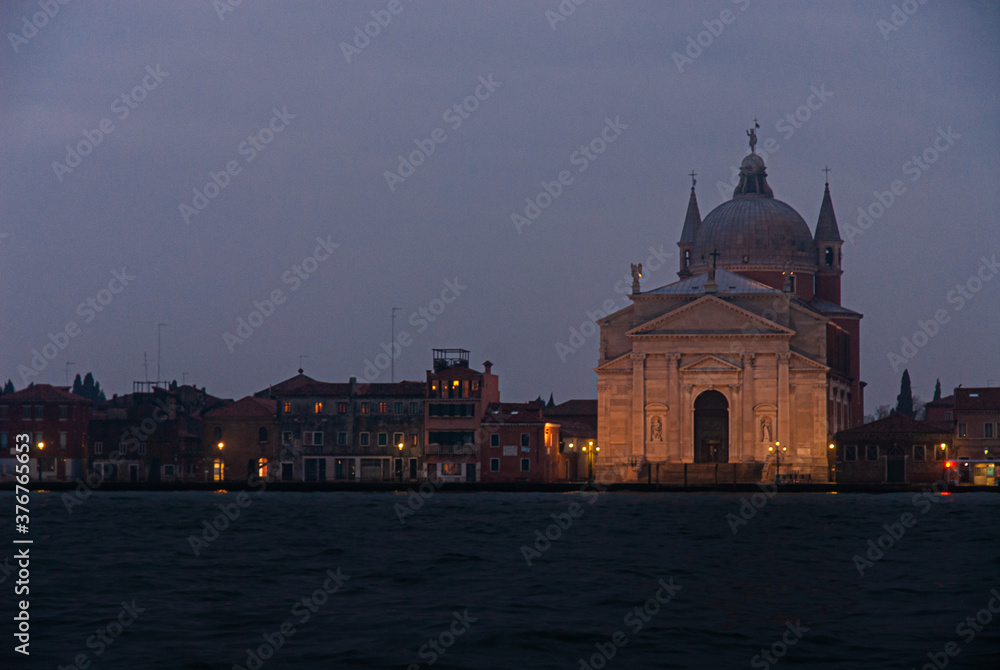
88;384;226;482
202;396;279;482
922;387;999;484
424;349;499;482
543;399;597;481
0;384;92;480
596;134;863;483
480;402;560;483
833;414;951;484
272;377;425;482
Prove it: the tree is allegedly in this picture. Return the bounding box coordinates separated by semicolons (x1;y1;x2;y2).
546;393;555;408
71;373;83;396
895;370;915;418
74;372;107;402
933;379;942;402
864;404;893;423
1;379;12;395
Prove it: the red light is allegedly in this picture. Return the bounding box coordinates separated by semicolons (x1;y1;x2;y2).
945;461;954;468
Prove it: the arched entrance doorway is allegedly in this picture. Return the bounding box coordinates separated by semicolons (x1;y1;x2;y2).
694;390;729;463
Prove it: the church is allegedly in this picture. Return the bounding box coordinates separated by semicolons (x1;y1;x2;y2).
595;131;863;483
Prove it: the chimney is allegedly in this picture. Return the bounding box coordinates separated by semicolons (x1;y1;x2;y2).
483;361;493;374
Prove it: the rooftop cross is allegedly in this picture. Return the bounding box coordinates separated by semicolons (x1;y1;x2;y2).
689;170;697;188
822;165;831;184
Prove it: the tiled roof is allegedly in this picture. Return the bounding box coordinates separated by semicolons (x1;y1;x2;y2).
544;399;597;417
0;384;90;403
254;373;316;398
836;413;950;438
955;388;1000;410
810;298;861;317
204;396;276;419
643;268;779;295
482;402;546;424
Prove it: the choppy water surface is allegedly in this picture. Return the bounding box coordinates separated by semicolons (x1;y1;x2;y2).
4;490;1000;669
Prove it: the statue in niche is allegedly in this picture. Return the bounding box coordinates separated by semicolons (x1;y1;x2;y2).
650;416;663;442
760;417;772;442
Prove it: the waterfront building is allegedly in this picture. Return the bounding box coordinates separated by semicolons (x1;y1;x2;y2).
479;402;560;483
596;133;863;483
202;396;279;482
0;383;91;481
833;413;951;484
424;349;499;482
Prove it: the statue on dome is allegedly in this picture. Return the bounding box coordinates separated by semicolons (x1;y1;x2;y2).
747;119;760;154
631;262;643;294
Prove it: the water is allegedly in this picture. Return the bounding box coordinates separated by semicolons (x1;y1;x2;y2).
4;490;999;669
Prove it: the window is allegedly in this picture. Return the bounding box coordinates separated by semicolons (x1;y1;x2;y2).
521;458;530;472
314;402;323;414
283;402;292;414
393;432;404;448
1;432;7;449
360;402;370;414
94;441;103;454
394;401;403;414
411;433;418;447
845;445;857;461
35;405;44;419
360;432;370;446
913;445;926;461
410;402;420;414
163;464;175;477
214;426;222;440
441;463;461;476
935;444;946;460
958;422;968;438
59;405;68;420
378;402;388;414
825;246;834;266
337;431;347;446
490;458;500;472
22;406;31;420
59;432;67;449
985;423;995;439
866;445;878;461
684;249;691;268
491;434;500;447
257;458;268;478
282;431;293;444
258;427;268;443
305;431;324;446
521;433;530;447
213;459;224;481
0;406;6;420
337;402;348;414
378;432;388;446
138;442;147;455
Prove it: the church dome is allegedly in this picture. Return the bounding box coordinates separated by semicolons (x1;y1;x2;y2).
690;153;817;271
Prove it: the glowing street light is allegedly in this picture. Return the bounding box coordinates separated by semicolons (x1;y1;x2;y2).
769;441;787;485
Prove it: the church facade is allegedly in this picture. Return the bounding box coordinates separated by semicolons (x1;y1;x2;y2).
595;136;863;483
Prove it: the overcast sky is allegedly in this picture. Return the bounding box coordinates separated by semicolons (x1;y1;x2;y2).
2;0;998;411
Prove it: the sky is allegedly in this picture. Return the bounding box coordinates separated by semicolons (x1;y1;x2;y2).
1;0;998;412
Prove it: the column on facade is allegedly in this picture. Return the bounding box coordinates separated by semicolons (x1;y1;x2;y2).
630;353;646;460
777;352;791;450
665;354;680;461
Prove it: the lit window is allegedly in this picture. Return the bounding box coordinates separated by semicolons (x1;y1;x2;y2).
337;402;347;414
958;423;968;438
360;403;370;414
378;402;388;414
282;431;293;444
410;434;417;447
314;402;323;414
214;459;225;481
283;402;292;414
490;458;499;472
257;458;268;478
442;463;461;476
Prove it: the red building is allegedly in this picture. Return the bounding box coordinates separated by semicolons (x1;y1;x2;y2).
0;384;92;481
480;402;560;483
833;414;950;484
543;399;597;481
424;349;499;482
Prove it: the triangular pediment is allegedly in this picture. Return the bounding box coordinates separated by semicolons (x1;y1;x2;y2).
789;350;829;371
679;355;742;372
627;295;794;337
595;352;633;373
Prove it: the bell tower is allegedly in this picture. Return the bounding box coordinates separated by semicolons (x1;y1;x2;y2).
677;171;701;278
814;171;843;305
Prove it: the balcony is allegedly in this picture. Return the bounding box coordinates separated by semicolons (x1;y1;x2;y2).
425;444;477;457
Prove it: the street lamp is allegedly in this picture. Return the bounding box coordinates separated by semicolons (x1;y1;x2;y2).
769;441;787;485
397;442;404;482
215;442;224;482
583;440;596;483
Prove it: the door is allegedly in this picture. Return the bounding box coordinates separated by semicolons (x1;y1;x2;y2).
466;463;477;482
694;390;729;463
886;445;905;483
129;464;139;482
